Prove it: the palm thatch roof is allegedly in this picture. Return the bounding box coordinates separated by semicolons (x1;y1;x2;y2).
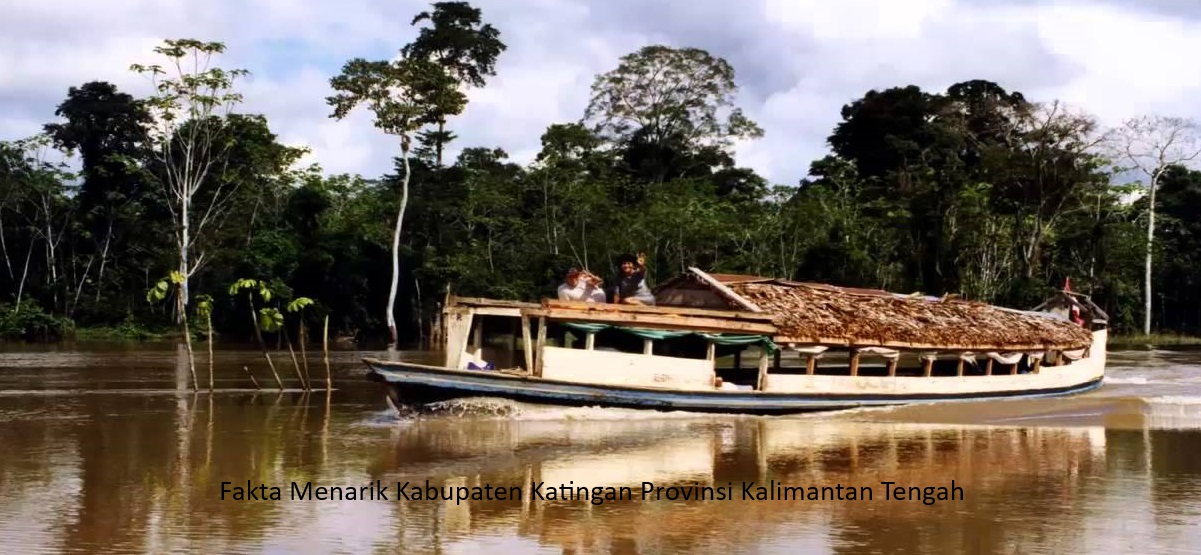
653;269;1096;351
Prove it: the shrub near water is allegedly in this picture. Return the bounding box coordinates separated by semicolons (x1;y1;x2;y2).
0;302;72;341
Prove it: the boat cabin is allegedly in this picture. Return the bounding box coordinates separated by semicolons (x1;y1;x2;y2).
436;268;1106;394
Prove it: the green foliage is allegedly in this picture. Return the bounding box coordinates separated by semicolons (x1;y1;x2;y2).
585;45;763;154
327;57;465;145
229;278;271;302
0;302;72;341
258;307;284;332
286;297;314;313
11;33;1201;346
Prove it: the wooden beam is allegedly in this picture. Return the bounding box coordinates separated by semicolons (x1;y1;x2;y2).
956;358;964;377
756;351;770;390
849;352;860;377
774;335;1088;352
523;308;777;335
521;316;534;372
534;317;547;378
706;342;716;361
886;358;897;377
688;267;762;312
585;333;595;350
922;357;933;377
806;355;816;375
450;296;540;309
643;339;653;355
543;298;773;322
985;358;994;376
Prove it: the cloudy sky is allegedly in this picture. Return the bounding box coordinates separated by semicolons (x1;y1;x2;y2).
2;0;1199;185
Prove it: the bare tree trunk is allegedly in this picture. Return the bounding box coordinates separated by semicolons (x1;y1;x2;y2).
322;314;331;390
206;311;215;391
177;287;198;390
1144;178;1157;335
94;220;113;303
283;325;308;390
15;236;35;310
299;319;311;388
386;142;412;348
249;302;284;390
0;213;12;281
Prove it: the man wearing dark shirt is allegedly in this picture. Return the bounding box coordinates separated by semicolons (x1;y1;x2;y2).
612;253;655;305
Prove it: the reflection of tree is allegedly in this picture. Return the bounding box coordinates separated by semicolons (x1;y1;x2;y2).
3;390;1175;553
362;420;1110;554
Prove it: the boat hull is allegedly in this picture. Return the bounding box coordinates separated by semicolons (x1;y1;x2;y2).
363;359;1105;415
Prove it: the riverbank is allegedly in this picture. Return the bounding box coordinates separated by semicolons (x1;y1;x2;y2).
1109;333;1201;348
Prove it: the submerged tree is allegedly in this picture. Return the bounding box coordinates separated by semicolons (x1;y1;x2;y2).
1110;115;1201;334
130;39;249;318
327;52;466;348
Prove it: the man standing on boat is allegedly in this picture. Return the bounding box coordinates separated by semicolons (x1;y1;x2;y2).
612;253;655;305
558;267;607;303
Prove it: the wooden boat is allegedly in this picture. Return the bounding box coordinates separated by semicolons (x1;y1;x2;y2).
364;268;1108;414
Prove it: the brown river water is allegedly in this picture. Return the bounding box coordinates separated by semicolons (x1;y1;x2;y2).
1;343;1200;554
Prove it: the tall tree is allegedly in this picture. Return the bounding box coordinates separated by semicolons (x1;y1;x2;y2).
584;45;763;183
130;39;249;317
43;81;152;306
404;1;505;166
1110;115;1201;334
328;55;465;347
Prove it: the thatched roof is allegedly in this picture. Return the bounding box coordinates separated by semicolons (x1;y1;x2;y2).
654;269;1095;351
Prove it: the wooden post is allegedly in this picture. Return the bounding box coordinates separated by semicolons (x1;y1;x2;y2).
706;342;716;361
773;349;782;372
956;357;965;377
534;317;547;377
849;351;860;377
806;355;816;375
472;319;484;354
886;358;897;377
521;316;534;373
734;350;742;371
510;319;519;367
643;339;653;355
922;357;933;377
757;349;770;391
985;358;994;376
1010;362;1019;375
585;333;595;350
1032;357;1042;374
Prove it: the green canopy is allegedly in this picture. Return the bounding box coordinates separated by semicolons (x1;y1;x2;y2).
561;322;778;354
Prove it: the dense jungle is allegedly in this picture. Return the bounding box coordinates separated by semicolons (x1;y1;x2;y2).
3;1;1201;346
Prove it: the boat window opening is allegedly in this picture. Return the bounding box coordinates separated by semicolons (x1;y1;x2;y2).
468;314;528;370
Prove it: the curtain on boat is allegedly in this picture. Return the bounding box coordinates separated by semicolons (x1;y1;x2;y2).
561;322;780;354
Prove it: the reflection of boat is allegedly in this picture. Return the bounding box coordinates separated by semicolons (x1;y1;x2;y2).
365;269;1108;414
373;417;1113;553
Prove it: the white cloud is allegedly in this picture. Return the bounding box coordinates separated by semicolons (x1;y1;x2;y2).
3;0;1201;185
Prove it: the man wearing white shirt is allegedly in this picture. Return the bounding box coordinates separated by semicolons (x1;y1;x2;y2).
557;268;606;303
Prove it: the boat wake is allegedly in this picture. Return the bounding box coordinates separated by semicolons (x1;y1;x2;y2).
382;396;757;422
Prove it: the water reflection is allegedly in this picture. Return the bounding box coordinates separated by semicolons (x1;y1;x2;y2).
3;390;1201;554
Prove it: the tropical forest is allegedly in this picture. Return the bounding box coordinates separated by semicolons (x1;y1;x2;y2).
3;1;1201;346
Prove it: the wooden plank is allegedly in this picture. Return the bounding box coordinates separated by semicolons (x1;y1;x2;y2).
534;317;547;378
521;316;534;372
756;351;770;391
774;335;1090;352
688;267;762;312
523;308;777;335
461;306;527;318
543;299;773;322
450;296;540;309
539;346;715;392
